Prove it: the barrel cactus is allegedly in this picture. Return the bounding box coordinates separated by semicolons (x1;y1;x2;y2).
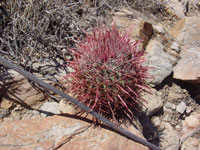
64;23;151;124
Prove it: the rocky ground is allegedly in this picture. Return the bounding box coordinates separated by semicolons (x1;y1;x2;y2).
0;0;200;150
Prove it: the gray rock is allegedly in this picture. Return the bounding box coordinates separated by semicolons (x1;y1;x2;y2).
176;101;187;114
171;42;180;53
145;40;173;86
153;24;165;33
159;122;180;150
164;102;176;110
0;108;10;120
170;16;200;48
142;88;163;116
181;137;200;150
163;0;186;17
173;47;200;83
40;102;60;117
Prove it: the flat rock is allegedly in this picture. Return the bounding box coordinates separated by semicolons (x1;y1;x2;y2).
0;115;148;150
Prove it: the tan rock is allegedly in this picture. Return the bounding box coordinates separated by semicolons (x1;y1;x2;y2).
0;115;148;150
0;70;45;108
180;112;200;142
0;98;14;109
173;47;200;82
113;16;143;38
164;0;186;18
181;137;200;150
170;16;200;82
59;99;76;114
170;16;200;48
113;9;153;49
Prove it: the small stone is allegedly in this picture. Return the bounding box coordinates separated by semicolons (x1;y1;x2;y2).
176;101;187;114
185;107;192;114
162;113;173;122
171;42;180;52
40;102;60;117
175;124;182;131
153;24;165;33
58;99;76;114
165;102;176;110
168;84;183;101
151;116;161;127
0;108;10;120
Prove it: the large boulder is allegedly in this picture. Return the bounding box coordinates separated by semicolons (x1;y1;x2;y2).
0;115;148;150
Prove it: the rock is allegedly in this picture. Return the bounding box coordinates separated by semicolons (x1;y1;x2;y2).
0;115;148;150
142;88;163;116
164;0;186;18
153;24;165;34
0;70;45;107
170;17;200;48
181;137;200;150
0;108;9;120
159;122;180;150
173;47;200;83
163;102;176;114
59;99;76;114
140;22;154;50
168;83;183;101
180;112;200;142
151;116;161;128
0;98;14;109
40;102;60;117
164;102;176;110
176;101;187;114
185;106;192;114
113;14;143;38
171;41;180;53
113;9;153;49
145;40;173;86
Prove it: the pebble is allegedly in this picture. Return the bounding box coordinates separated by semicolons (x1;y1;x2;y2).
40;102;60;117
176;101;187;114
